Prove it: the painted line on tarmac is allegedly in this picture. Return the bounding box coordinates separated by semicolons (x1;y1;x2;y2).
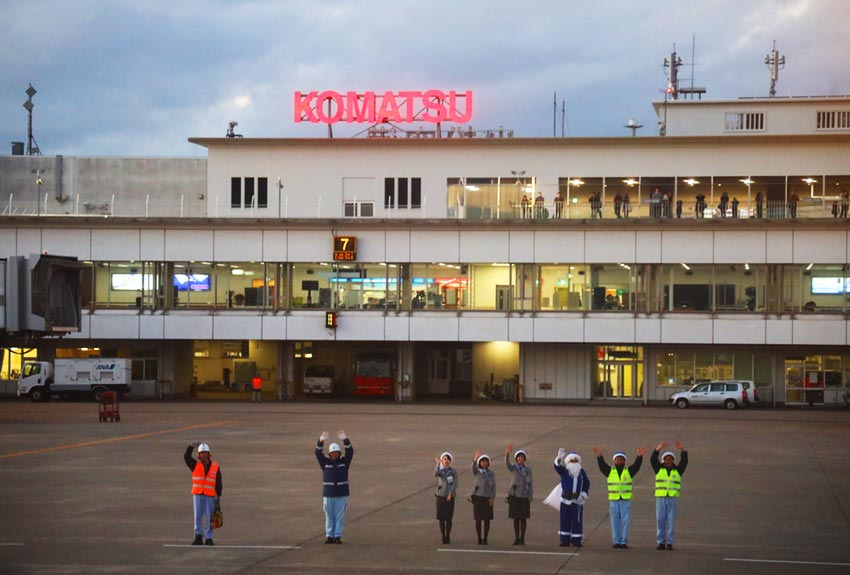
0;543;25;546
438;548;578;557
725;558;850;568
163;544;300;549
0;420;236;460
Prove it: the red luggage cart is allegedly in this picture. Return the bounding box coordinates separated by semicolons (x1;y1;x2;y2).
98;391;121;422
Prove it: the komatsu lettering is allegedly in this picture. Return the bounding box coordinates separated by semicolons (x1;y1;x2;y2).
294;90;473;124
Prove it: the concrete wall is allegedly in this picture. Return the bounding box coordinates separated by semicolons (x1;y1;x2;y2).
0;156;206;217
658;98;850;137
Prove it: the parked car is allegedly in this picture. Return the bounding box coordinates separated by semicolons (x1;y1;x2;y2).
670;381;749;410
303;365;335;395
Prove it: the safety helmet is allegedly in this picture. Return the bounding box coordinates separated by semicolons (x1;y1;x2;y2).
329;443;341;453
198;443;210;453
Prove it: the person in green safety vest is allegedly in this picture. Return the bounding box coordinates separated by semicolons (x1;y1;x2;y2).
651;440;688;550
592;446;646;549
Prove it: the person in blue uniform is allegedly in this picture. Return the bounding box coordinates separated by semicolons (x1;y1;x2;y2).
554;449;589;547
315;430;354;544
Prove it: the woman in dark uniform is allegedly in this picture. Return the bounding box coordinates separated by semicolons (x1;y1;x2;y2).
505;445;533;545
434;451;457;544
470;451;496;545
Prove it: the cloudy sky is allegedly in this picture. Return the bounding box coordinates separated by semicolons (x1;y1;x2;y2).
1;0;848;156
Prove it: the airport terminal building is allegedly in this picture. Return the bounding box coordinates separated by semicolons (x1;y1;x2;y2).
1;95;849;405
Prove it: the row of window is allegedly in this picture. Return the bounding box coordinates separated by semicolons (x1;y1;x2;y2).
449;175;850;220
86;261;850;313
724;110;850;132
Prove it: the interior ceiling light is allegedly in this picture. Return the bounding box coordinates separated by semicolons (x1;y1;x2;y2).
683;178;700;186
681;263;691;271
569;179;585;186
739;178;754;185
802;178;817;184
622;179;639;186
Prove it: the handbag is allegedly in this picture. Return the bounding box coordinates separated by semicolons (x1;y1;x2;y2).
210;502;223;529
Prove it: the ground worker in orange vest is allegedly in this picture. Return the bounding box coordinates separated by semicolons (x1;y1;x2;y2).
252;374;263;402
184;441;222;545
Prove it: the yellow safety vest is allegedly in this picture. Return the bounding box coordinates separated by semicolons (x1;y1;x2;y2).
607;467;633;501
655;468;681;498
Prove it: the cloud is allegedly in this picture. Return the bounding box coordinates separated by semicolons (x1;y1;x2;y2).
0;0;848;154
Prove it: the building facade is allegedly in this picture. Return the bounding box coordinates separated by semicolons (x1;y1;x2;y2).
1;96;849;405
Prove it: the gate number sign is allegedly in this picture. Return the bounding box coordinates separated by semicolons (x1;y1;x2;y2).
333;236;357;261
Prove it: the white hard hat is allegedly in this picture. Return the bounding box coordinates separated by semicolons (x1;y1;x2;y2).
329;443;341;453
198;443;210;453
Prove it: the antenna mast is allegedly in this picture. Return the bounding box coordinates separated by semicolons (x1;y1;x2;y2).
23;84;41;156
764;40;785;97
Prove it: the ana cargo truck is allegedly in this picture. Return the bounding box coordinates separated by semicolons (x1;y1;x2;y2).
17;358;132;402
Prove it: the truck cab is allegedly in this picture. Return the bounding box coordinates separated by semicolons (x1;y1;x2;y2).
17;361;54;402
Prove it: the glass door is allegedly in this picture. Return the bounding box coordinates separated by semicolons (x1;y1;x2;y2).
784;357;806;404
593;346;644;400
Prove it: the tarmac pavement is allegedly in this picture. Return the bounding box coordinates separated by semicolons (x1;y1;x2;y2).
0;399;849;574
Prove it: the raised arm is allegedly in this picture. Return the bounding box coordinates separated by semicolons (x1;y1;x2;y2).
184;442;198;471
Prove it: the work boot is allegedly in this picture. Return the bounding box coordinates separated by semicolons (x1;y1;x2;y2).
204;539;214;546
325;537;334;544
192;534;203;545
333;537;342;544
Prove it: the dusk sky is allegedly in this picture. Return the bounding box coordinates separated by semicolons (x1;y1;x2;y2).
1;0;849;156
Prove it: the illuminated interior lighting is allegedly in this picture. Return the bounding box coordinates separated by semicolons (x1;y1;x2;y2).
739;179;754;185
802;178;817;185
622;179;639;187
744;263;750;271
806;263;813;271
683;178;700;186
491;263;510;267
231;269;244;275
618;263;631;270
681;263;691;271
569;179;585;186
464;185;480;191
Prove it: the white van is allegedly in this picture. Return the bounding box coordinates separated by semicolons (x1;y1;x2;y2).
303;365;335;395
670;381;749;410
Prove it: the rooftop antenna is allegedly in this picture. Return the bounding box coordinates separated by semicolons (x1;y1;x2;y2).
663;44;683;100
561;99;565;137
23;84;41;155
624;118;643;137
765;40;785;97
553;92;557;137
225;121;243;138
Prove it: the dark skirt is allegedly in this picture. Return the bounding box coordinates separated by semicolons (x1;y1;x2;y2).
436;495;455;520
508;496;531;519
472;495;494;521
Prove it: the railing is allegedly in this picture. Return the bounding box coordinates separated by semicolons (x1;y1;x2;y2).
3;192;847;221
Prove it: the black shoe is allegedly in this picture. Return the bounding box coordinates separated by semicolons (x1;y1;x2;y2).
446;536;451;544
560;541;570;547
325;537;334;544
334;537;342;544
657;544;666;550
519;538;525;546
573;541;582;548
192;534;203;545
513;539;521;545
613;543;621;549
204;539;214;546
482;539;488;545
477;539;484;545
622;544;629;549
666;544;674;550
